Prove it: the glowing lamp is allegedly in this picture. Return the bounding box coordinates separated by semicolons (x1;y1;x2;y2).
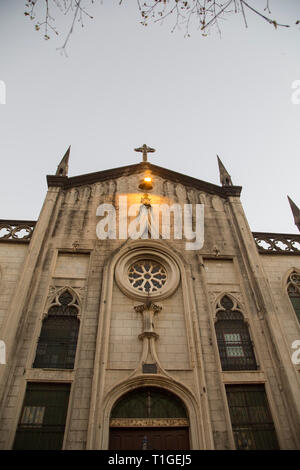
139;175;153;191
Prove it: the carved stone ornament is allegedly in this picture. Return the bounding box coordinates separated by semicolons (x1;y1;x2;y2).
134;301;162;315
110;418;189;428
253;232;300;255
45;285;84;317
215;294;242;314
134;301;162;340
287;272;300;294
0;220;36;242
115;248;180;302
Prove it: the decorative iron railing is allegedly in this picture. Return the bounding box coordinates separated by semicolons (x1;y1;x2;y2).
0;220;36;242
253;232;300;255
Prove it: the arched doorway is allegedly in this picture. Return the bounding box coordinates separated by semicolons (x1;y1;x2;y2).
109;387;190;450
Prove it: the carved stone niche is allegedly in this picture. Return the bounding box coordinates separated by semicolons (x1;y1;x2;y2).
133;300;162;374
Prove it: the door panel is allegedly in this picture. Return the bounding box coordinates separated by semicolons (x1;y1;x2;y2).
109;427;190;450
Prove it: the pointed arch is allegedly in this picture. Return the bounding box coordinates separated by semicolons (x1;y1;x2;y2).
45;286;81;317
33;288;80;369
214;292;244;317
214;294;257;371
286;268;300;324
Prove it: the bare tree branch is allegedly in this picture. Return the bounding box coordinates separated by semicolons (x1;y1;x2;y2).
23;0;295;53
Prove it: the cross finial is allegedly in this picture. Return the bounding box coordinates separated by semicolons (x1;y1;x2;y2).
134;144;155;162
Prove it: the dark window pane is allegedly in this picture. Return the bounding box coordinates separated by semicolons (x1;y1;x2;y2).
215;297;257;371
289;294;300;323
220;296;234;310
226;385;279;450
216;319;257;370
13;383;71;450
111;388;187;419
33;316;79;369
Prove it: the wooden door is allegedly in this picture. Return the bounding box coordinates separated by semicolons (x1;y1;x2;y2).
109;427;190;450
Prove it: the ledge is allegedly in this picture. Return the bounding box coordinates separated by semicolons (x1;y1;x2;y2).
222;370;266;383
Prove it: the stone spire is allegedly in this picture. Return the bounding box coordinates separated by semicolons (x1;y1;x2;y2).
56;146;71;176
217;155;233;186
287;196;300;232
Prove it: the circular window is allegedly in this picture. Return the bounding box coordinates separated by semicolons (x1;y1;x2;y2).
115;246;180;301
128;260;167;293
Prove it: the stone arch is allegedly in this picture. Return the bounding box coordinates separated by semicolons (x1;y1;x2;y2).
99;375;202;450
283;267;300;293
213;292;244;320
45;286;81;317
284;268;300;325
86;238;214;450
33;287;80;369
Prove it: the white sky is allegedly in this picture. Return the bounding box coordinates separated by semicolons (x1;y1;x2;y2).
0;0;299;233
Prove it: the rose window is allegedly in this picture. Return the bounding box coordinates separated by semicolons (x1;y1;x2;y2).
128;260;167;293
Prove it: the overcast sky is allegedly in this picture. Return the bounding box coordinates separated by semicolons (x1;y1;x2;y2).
0;1;299;233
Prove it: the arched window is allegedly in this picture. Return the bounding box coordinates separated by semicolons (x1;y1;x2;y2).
215;296;257;371
287;272;300;324
111;388;188;420
33;290;80;370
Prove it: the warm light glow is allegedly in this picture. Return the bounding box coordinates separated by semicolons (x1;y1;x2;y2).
144;177;152;182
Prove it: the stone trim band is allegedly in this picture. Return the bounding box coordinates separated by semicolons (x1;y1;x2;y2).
110;418;189;427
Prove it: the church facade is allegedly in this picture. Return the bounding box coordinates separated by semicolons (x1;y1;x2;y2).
0;146;300;450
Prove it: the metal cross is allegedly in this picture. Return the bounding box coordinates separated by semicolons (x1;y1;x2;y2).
134;144;156;162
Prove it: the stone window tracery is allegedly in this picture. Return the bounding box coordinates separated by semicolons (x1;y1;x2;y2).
287;272;300;324
128;260;167;293
33;289;80;370
115;247;180;302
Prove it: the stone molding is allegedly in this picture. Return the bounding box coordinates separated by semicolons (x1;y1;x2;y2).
110;418;189;427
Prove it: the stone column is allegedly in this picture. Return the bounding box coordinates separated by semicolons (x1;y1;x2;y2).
226;195;300;447
0;186;61;407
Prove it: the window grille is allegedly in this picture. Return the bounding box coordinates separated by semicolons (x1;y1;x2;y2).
13;383;71;450
226;385;279;450
215;296;257;371
111;388;187;419
33;290;80;369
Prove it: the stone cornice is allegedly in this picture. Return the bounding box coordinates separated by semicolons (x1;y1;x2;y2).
47;162;242;198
